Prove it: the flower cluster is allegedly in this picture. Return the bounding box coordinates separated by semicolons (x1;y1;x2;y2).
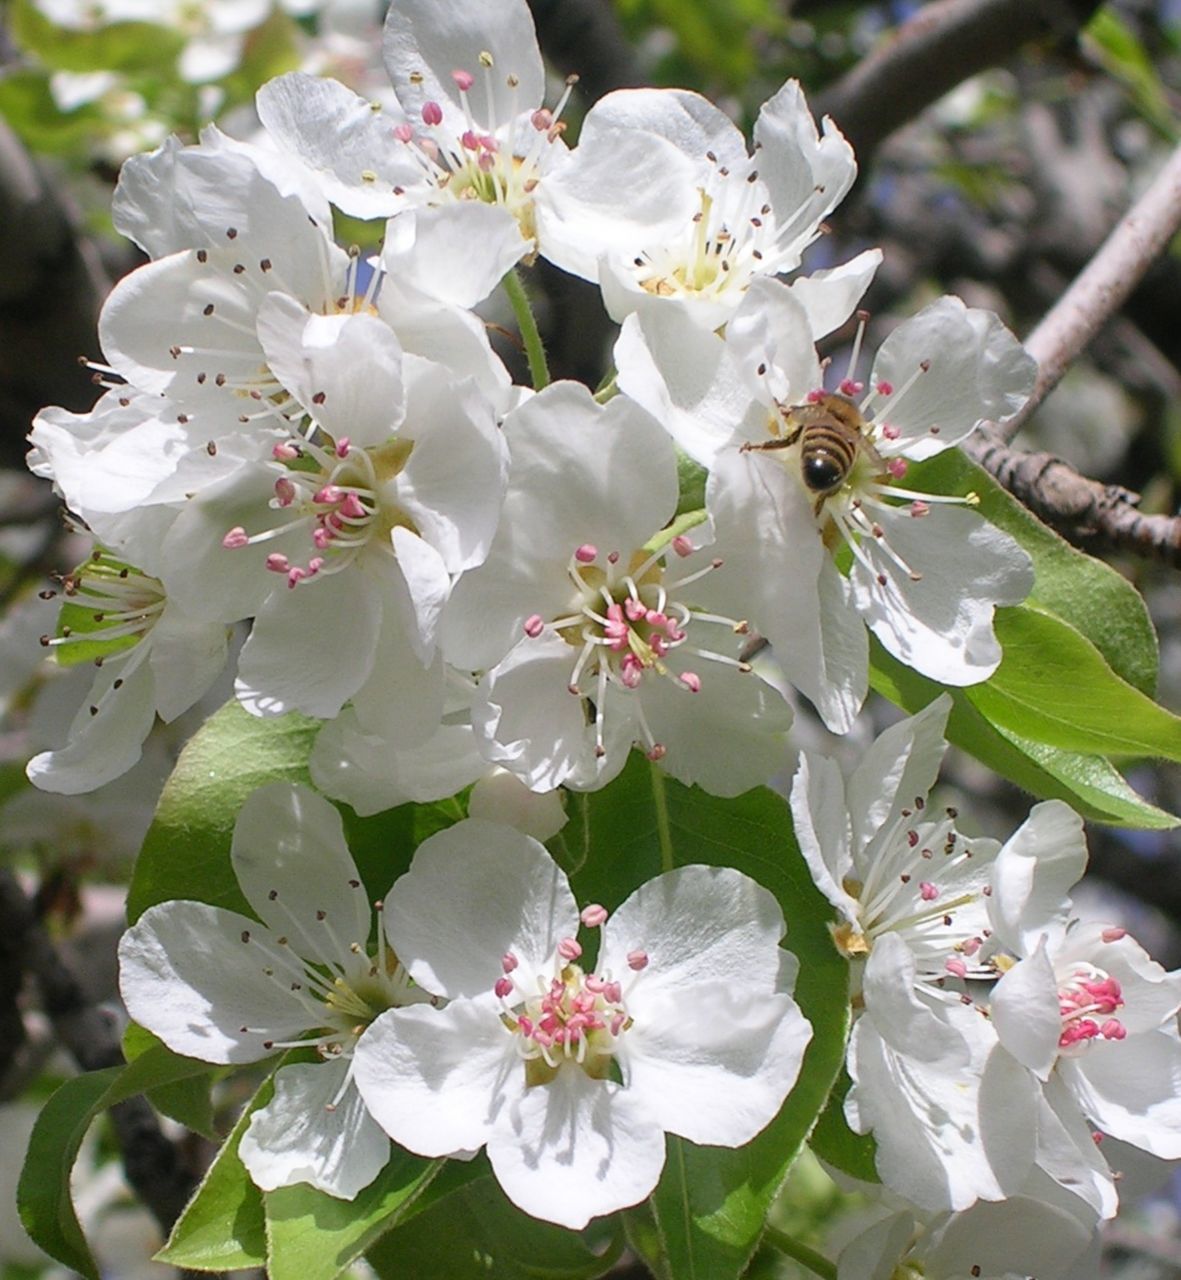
120;783;810;1224
791;695;1181;1245
26;0;1177;1260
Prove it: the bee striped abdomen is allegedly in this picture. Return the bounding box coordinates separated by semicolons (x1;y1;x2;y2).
800;424;858;495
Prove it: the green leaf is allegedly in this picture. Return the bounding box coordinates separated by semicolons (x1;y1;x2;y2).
870;641;1177;829
807;1070;877;1184
123;1024;217;1139
907;450;1159;695
11;0;185;72
0;71;109;157
128;700;320;921
264;1151;444;1280
970;608;1181;761
158;1079;270;1271
19;1046;215;1277
365;1172;621;1279
566;757;849;1280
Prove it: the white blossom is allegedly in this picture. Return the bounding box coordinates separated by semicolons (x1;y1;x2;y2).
618;282;1036;731
442;381;792;794
118;783;434;1199
352;820;810;1227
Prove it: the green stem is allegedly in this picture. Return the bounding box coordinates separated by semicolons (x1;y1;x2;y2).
649;760;675;874
763;1227;838;1280
645;507;708;555
503;268;550;390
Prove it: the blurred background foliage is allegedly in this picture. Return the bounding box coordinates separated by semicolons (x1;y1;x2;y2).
0;0;1180;1276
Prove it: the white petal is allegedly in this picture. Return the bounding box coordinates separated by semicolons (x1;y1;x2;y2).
397;364;508;574
988;801;1088;956
148;607;229;723
231;783;372;965
26;656;157;795
637;657;791;797
861;934;970;1065
160;464;297;622
239;1060;388;1199
847;695;950;866
753;80;856;249
870;298;1037;459
838;1213;915;1280
382;204;526;308
487;1065;666;1229
1035;1076;1118;1220
383;0;544;137
850;503;1033;686
989;943;1063;1079
1063;1031;1181;1157
311;716;486;816
348;588;446;748
235;566;382;719
727;277;823;408
468;769;569;841
117;901;318;1064
924;1195;1096;1280
386;819;578;998
786;249;881;340
789;751;859;923
846;1002;1037;1211
621;980;810;1145
615;307;765;468
255;73;418;220
353;999;520;1156
112;126;332;259
256;299;406;446
602;864;787;998
471;633;628;793
390;527;451;663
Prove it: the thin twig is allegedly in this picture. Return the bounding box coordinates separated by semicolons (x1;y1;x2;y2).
816;0;1103;176
998;141;1181;444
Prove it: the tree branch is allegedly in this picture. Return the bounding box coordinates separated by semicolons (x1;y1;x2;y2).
0;871;200;1237
815;0;1103;175
998;141;1181;444
964;429;1181;566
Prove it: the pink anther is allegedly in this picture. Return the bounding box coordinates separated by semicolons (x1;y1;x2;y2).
919;882;939;901
945;956;968;978
887;458;908;478
335;437;351;458
523;613;545;638
314;484;344;505
494;977;514;999
575;544;597;563
394;123;414;143
222;526;249;549
880;423;901;440
1101;927;1127;943
1101;1019;1126;1041
272;441;300;460
266;553;290;573
839;378;864;397
421;101;443;126
624;598;647;621
671;535;695;557
558;937;582;962
531;108;553;132
910;500;930;518
627;949;649;971
451;69;474;91
502;952;519;973
875;380;894;396
580;904;608;928
274;477;296;506
680;671;702;693
806;388;826;403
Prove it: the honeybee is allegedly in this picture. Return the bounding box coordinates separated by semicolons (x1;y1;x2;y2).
743;391;886;514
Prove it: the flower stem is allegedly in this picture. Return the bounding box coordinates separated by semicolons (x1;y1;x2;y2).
763;1227;838;1280
648;760;675;874
503;268;550;391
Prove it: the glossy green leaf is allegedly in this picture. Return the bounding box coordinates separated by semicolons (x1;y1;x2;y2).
264;1151;444;1280
562;756;849;1280
128;700;319;920
157;1080;270;1271
908;450;1159;695
870;641;1177;829
365;1172;621;1279
970;608;1181;760
123;1024;217;1139
807;1070;877;1184
19;1046;215;1278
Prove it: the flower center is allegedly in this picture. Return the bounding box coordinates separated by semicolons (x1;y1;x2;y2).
240;899;433;1064
393;59;578;249
495;909;648;1086
519;536;749;760
629;153;820;305
41;550;167;663
222;435;418;588
1057;962;1126;1053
